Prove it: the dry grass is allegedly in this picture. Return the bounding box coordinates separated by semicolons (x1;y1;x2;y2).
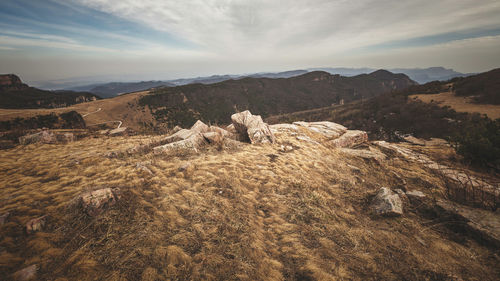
0;131;499;280
410;91;500;119
0;90;154;131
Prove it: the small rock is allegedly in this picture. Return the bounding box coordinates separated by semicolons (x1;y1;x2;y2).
279;145;294;152
105;151;119;158
0;212;10;225
26;215;47;234
136;163;153;175
178;162;193;172
98;129;109;135
347;164;361;174
80;188;120;216
406;190;427;205
394;189;410;207
406;190;426;198
371;187;403;216
12;264;38;281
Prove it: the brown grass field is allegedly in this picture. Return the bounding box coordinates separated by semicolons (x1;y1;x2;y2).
410;91;500;119
0;91;155;131
0;128;499;280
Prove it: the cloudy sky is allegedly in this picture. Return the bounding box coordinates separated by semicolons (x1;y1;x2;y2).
1;0;500;84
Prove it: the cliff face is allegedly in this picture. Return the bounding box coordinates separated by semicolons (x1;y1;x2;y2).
0;74;28;90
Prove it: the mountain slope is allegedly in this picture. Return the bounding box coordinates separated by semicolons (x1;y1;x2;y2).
0;74;100;109
140;70;416;127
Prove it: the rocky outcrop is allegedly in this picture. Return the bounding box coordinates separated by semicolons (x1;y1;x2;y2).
19;130;56;145
293;121;347;138
154;133;206;154
0;74;28;90
330;130;368;148
19;130;75;145
339;147;386;161
371;187;403;216
374;141;496;191
436;200;500;248
80;188;120;216
231;111;275;144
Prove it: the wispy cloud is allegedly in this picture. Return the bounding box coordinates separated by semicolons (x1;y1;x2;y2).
72;0;500;56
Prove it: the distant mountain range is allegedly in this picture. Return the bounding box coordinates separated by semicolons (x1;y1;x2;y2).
139;69;416;127
0;74;100;109
308;67;472;84
68;81;176;99
45;67;470;99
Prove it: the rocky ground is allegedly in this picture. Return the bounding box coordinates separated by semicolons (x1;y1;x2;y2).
0;111;499;280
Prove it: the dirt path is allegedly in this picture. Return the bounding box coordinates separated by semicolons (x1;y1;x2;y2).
82;107;102;117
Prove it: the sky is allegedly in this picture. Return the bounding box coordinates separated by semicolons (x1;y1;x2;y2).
1;0;500;85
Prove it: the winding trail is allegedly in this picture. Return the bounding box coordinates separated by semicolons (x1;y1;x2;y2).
82;107;102;117
81;107;122;129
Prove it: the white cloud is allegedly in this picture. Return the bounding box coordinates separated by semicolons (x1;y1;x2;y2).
72;0;500;58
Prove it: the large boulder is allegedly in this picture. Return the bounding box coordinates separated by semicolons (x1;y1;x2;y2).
330;130;368;148
231;110;275;144
371;187;403;216
190;120;210;134
164;129;197;143
293;121;347;138
80;188;120;216
154;133;206;154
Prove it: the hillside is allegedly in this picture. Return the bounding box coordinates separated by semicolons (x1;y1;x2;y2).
140;70;416;128
266;70;500;169
0;74;101;109
452;68;500;105
0;114;498;280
